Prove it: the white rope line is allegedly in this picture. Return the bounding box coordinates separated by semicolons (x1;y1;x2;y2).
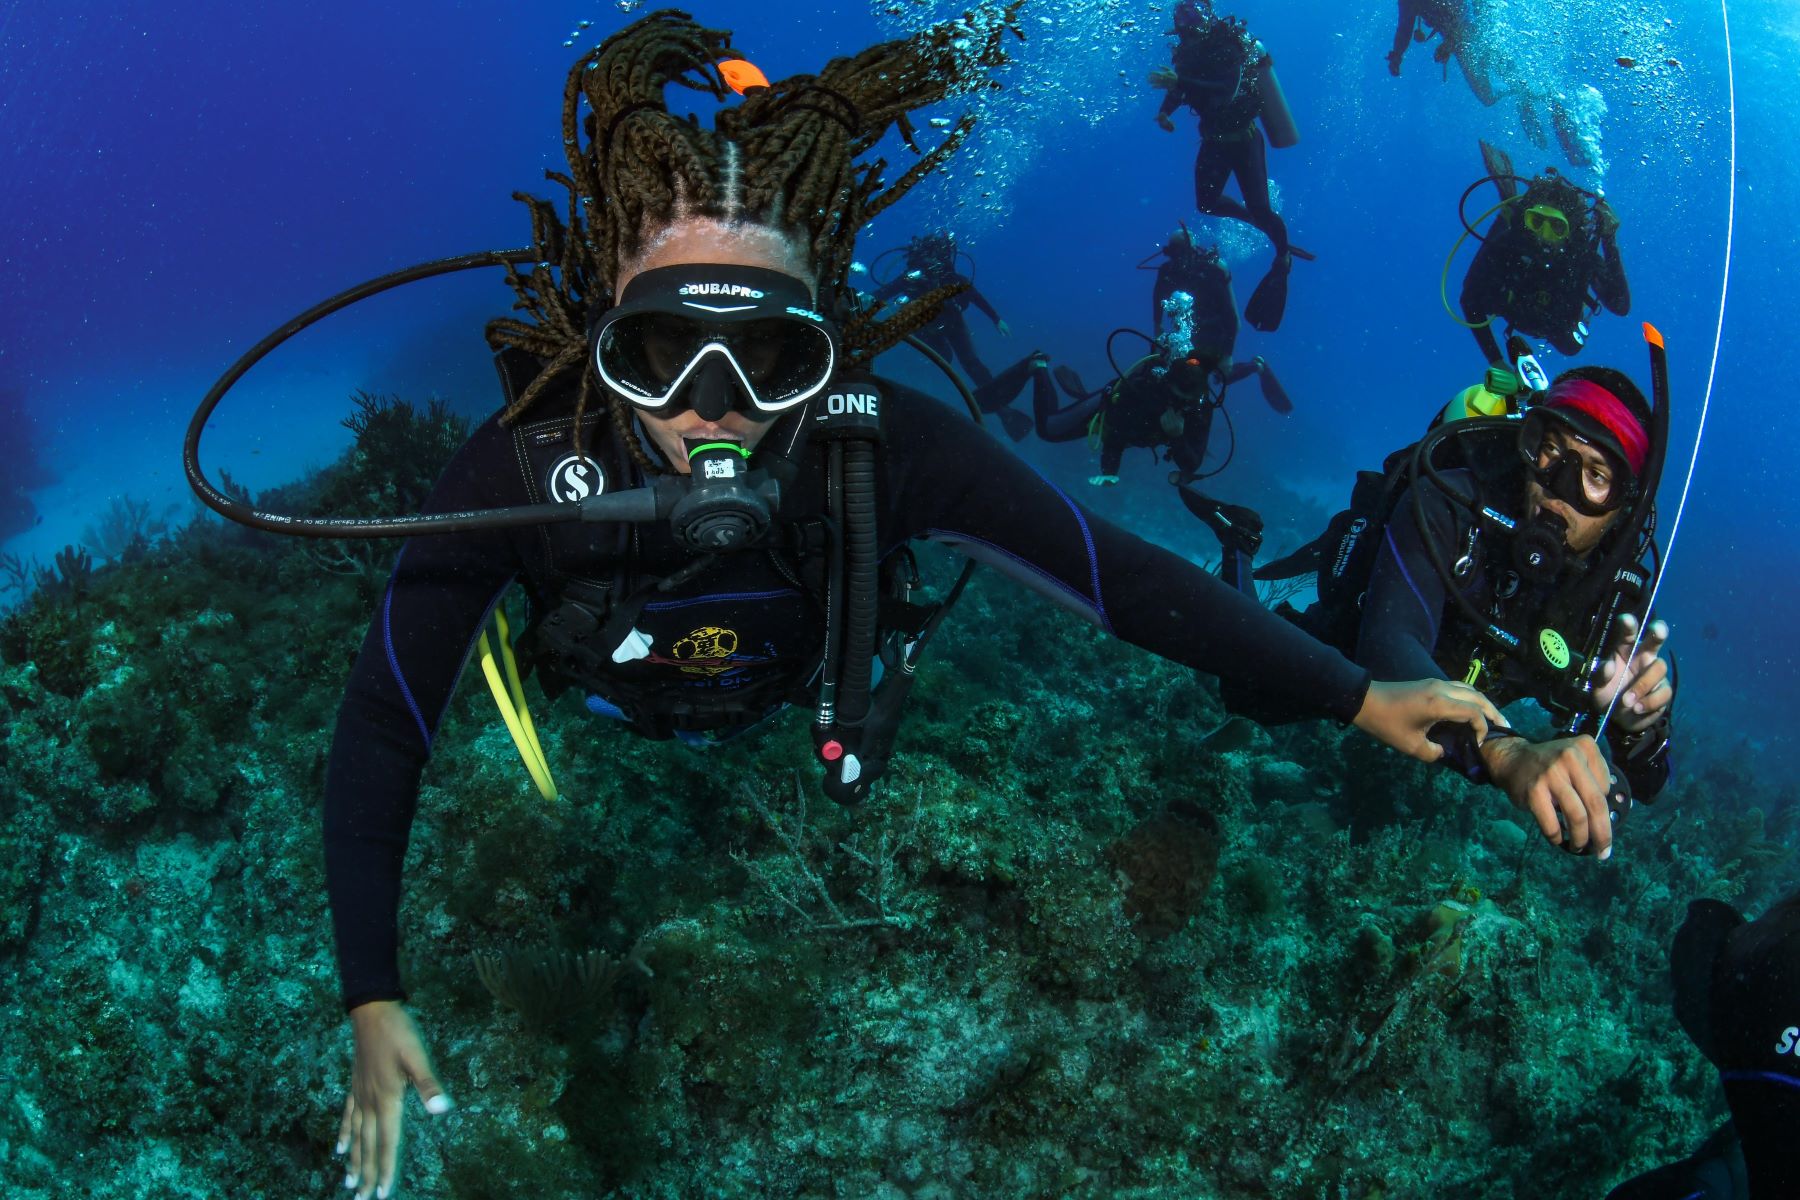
1597;0;1736;738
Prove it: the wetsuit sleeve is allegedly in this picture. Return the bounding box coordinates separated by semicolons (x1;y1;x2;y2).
883;385;1372;722
323;415;527;1011
1595;236;1631;315
962;284;1001;325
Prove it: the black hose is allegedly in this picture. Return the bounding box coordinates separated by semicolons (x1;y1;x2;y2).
184;247;558;538
838;441;880;727
1106;327;1156;385
816;442;847;726
901;335;983;422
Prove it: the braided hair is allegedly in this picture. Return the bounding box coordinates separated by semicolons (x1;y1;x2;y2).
485;6;1024;465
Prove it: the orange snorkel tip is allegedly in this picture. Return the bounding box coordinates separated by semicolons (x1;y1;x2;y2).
1642;322;1665;350
718;58;771;95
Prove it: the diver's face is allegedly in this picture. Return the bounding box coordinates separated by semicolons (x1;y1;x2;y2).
1525;427;1623;555
615;221;817;473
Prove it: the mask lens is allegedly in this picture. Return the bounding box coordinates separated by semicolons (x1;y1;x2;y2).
725;319;834;407
598;313;708;405
1525;206;1570;243
598;312;833;413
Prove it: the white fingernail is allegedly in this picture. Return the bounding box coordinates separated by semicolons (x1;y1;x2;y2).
1600;845;1613;861
1623;693;1637;708
426;1094;453;1115
344;1174;358;1190
336;1139;348;1155
378;1187;391;1199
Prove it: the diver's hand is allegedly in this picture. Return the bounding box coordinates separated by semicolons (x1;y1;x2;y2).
1386;50;1404;76
1593;613;1672;733
1148;65;1177;90
1352;679;1501;764
1594;198;1622;241
337;1000;453;1198
995;319;1012;338
1155;112;1176;132
1480;734;1614;859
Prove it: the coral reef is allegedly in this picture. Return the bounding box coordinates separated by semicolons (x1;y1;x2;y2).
0;391;1793;1198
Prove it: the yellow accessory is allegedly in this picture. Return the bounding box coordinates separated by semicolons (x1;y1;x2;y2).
1440;194;1521;329
478;607;559;801
1462;658;1484;687
1441;383;1510;425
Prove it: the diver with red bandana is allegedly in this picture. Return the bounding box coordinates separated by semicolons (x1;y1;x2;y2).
1245;353;1677;858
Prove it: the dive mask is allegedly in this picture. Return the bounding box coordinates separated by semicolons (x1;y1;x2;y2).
593;264;838;422
1519;408;1633;516
1523;205;1572;245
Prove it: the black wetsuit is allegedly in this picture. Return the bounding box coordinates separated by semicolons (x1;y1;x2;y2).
1461;213;1630;362
1608;893;1800;1199
1157;24;1290;258
874;266;1002;390
324;375;1374;1009
1351;469;1671;797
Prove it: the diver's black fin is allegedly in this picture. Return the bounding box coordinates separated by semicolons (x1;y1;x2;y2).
994;406;1033;442
1672;898;1745;1066
1480;139;1518;202
1244;256;1292;333
1258;365;1293;414
1053;364;1092;401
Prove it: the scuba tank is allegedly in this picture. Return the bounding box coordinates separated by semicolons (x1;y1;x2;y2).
1255;50;1300;149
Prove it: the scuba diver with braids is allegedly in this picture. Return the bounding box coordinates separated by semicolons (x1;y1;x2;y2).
1459;143;1629;365
1248;359;1677;859
289;13;1503;1197
868;230;1034;439
1151;0;1311;333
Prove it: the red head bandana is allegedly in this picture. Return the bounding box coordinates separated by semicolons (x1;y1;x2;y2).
1544;379;1650;478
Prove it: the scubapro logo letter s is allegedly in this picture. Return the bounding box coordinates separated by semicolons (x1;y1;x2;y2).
547;454;605;503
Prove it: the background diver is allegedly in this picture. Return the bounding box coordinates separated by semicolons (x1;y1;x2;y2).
1150;0;1311;333
1459;141;1628;364
296;13;1504;1198
1034;334;1286;591
1250;362;1675;858
869;228;1035;439
1386;0;1498;106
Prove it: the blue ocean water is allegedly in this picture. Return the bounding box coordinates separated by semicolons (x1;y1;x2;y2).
3;4;1797;1195
0;0;1783;743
